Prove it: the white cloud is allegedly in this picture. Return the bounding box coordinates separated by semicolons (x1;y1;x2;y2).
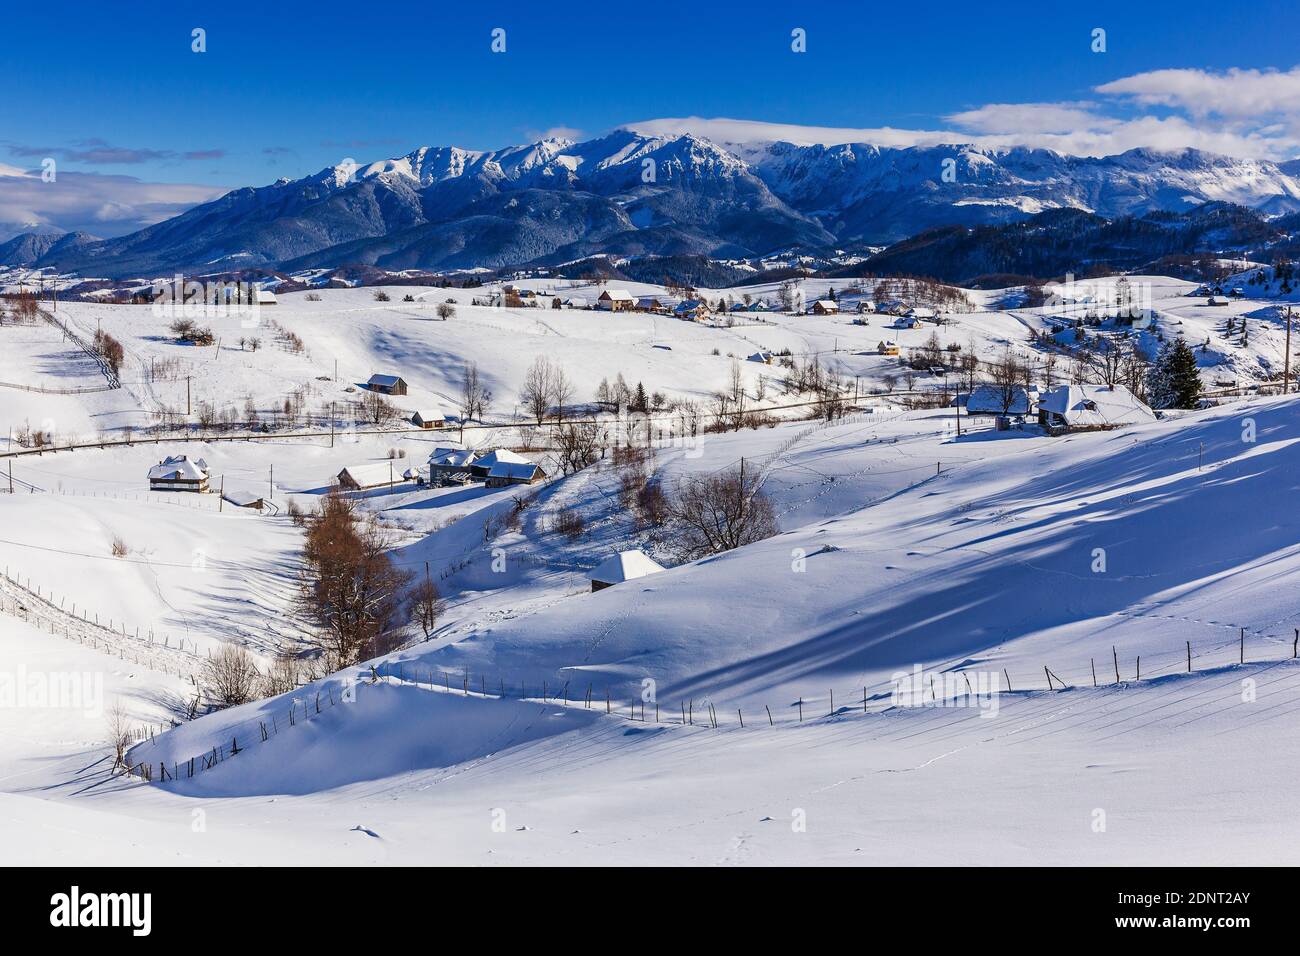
0;167;225;240
1097;66;1300;120
627;116;970;148
943;102;1114;135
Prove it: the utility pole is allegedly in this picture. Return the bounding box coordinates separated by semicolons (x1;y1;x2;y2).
1285;307;1293;395
218;475;224;512
329;401;335;447
269;465;273;501
186;376;191;416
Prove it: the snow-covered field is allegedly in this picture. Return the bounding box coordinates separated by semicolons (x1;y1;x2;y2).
3;279;1300;865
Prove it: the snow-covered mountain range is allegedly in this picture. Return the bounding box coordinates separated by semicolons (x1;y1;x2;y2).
9;130;1300;277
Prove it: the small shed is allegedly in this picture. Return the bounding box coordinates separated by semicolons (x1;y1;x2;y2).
748;351;774;365
255;289;278;306
411;409;445;429
367;374;408;396
590;549;666;592
337;462;408;491
148;455;209;493
223;488;264;510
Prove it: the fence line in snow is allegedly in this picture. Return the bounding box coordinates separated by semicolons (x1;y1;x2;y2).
120;625;1300;786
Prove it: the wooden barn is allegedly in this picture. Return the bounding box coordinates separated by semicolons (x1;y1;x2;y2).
367;373;408;396
411;409;445;429
336;462;408;491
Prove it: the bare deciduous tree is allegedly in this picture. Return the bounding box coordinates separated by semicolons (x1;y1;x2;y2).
201;644;260;709
411;576;443;640
106;701;133;771
458;361;491;441
521;356;554;426
666;465;779;559
297;495;413;669
556;421;604;475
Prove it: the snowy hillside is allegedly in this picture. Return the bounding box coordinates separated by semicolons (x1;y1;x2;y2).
5;276;1300;866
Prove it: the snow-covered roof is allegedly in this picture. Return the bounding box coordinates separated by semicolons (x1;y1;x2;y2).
748;351;773;363
367;373;404;388
487;459;544;481
474;448;531;470
1038;384;1156;428
591;549;666;586
255;290;277;304
402;468;420;480
148;455;208;481
600;289;635;301
411;409;444;423
674;298;707;312
337;462;404;488
428;447;478;467
223;488;262;506
811;299;838;309
966;384;1033;415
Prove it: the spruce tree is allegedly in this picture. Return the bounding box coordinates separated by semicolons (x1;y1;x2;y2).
1166;339;1202;409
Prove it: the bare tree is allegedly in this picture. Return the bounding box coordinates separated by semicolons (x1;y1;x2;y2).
521;356;554;426
297;495;414;669
666;465;779;559
201;644;260;709
106;701;133;771
458;361;492;440
361;389;398;424
411;576;443;640
551;363;574;423
989;348;1029;414
556;421;604;475
436;302;456;320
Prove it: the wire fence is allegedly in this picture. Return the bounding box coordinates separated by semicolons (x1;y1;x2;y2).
120;623;1300;786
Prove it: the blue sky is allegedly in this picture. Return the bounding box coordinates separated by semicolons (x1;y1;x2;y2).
3;0;1300;235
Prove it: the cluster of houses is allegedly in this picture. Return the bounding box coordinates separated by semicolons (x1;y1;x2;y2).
963;382;1157;433
337;446;548;492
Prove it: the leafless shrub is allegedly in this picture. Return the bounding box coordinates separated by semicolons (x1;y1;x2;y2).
373;290;391;302
110;536;128;557
201;644;261;709
635;481;669;527
552;509;586;540
106;701;133;771
258;648;301;697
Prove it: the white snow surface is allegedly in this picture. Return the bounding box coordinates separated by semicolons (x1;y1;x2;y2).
3;280;1300;864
